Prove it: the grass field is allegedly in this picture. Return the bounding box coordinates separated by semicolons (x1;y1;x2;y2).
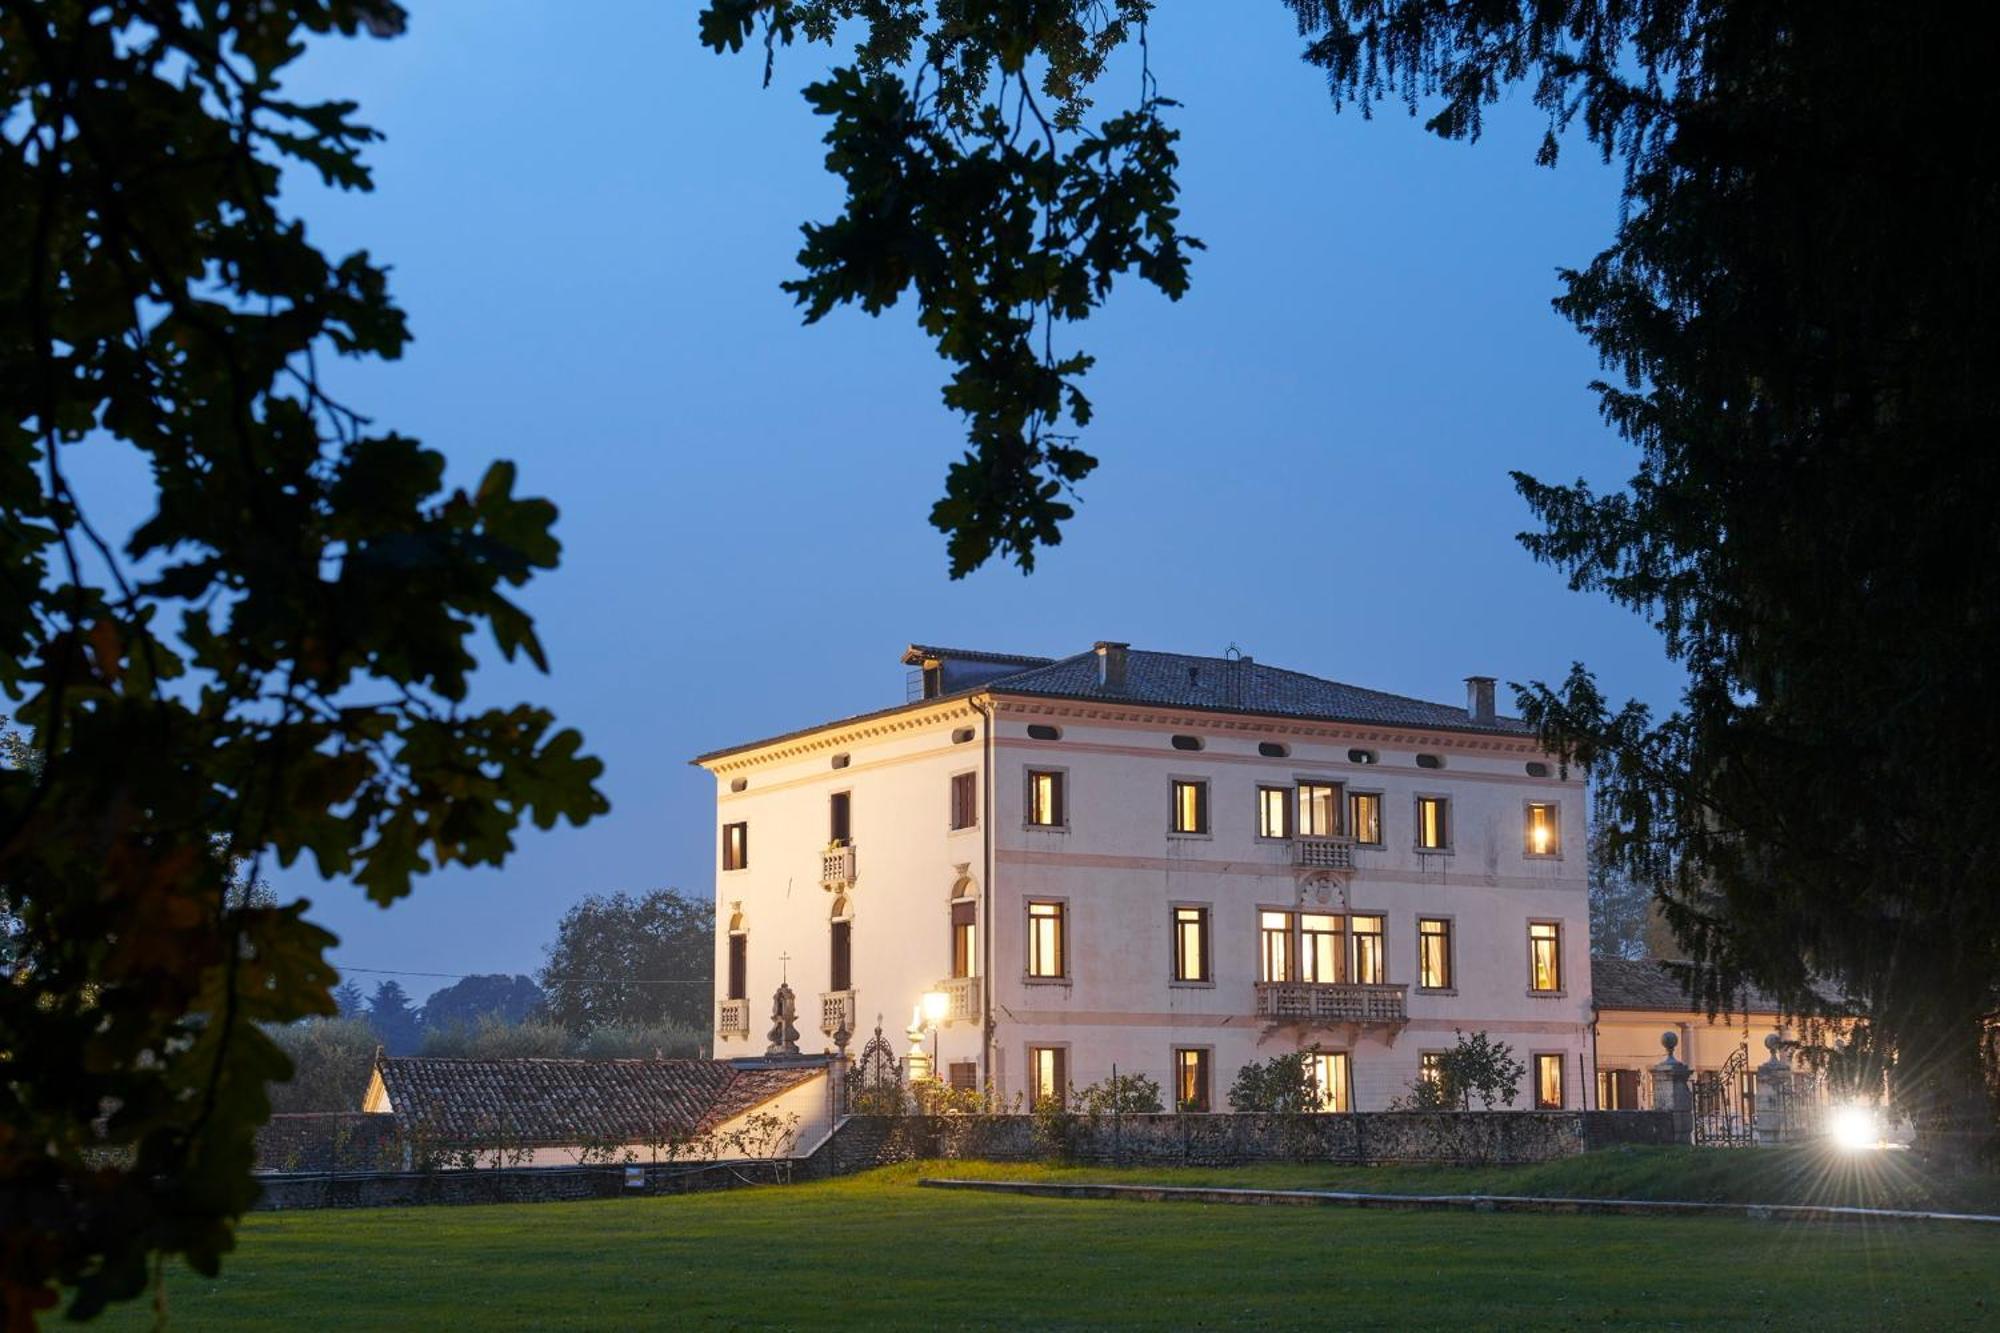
113;1153;2000;1330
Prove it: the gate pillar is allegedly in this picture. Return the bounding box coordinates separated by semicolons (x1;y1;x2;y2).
1756;1033;1792;1146
1652;1031;1693;1144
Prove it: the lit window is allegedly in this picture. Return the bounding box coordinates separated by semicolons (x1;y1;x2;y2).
1175;1048;1211;1112
1535;1053;1565;1109
1308;1051;1351;1112
1419;1051;1446;1088
950;772;978;830
721;822;748;871
1418;917;1453;989
1597;1068;1640;1110
1029;1046;1067;1108
1300;913;1344;983
1259;910;1293;982
1171;779;1209;835
1529;921;1562;992
1173;906;1210;983
1351;914;1386;985
1298;782;1341;837
1416;796;1450;851
1257;786;1291;839
1525;802;1560;856
950;900;976;979
1348;792;1382;846
1027;770;1065;827
1027;901;1066;978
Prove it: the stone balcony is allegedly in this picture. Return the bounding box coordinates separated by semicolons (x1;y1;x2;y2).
717;998;749;1039
934;974;980;1026
820;989;857;1036
1292;836;1355;872
1255;981;1407;1025
822;843;857;889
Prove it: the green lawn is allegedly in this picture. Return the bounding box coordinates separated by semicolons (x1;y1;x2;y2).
115;1155;2000;1330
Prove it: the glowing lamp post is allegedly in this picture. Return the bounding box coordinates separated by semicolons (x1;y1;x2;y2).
921;989;950;1077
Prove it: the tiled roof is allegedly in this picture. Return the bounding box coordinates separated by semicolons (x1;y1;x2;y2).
1590;957;1789;1015
901;644;1055;668
372;1057;821;1147
986;648;1529;734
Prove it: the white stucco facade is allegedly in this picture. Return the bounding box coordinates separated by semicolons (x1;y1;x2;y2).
697;645;1594;1113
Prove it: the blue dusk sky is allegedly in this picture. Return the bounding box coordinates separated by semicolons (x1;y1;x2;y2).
131;5;1688;996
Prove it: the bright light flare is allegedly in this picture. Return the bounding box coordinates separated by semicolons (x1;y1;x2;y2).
920;990;950;1026
1829;1103;1880;1151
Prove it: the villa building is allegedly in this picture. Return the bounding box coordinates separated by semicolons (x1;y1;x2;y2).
695;642;1593;1113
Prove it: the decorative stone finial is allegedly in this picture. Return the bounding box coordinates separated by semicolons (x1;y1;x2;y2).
1764;1032;1782;1055
1660;1030;1678;1056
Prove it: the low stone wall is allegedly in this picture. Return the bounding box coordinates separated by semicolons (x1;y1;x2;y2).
805;1109;1677;1177
255;1113;404;1174
253;1159;791;1211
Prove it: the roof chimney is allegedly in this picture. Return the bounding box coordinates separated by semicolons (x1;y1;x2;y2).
1465;675;1497;725
1095;641;1129;692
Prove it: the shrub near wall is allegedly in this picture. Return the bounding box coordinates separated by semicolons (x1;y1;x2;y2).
805;1111;1677;1177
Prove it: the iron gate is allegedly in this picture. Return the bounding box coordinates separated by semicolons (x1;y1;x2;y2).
1692;1045;1755;1146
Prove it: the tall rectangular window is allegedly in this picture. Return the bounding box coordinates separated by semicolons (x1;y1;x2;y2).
1027;770;1065;827
1259;910;1293;982
1529;921;1562;992
950;772;978;830
1416;796;1450;850
1419;1051;1446;1089
1298;782;1341;837
829;791;852;845
1170;779;1209;834
1535;1053;1565;1109
1308;1051;1351;1112
829;919;852;992
1351;914;1386;985
1349;792;1382;846
1525;801;1560;856
950;900;976;979
1175;1048;1212;1112
1597;1067;1641;1111
1027;901;1066;978
1173;906;1210;983
1300;913;1344;983
1029;1045;1067;1108
726;934;747;1001
1418;917;1453;990
721;822;748;871
1257;786;1291;839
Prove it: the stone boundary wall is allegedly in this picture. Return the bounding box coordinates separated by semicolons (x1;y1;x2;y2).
252;1159;791;1211
804;1109;1677;1177
255;1113;404;1174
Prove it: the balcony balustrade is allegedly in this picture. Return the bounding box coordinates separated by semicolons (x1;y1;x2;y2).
934;975;980;1025
1292;836;1355;872
1254;981;1407;1025
820;989;856;1036
822;843;857;889
717;998;750;1039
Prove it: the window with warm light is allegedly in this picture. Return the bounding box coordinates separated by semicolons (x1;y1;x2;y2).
950;772;978;830
1175;1048;1211;1112
1535;1052;1565;1109
1416;796;1450;851
1026;769;1065;827
721;822;748;871
1598;1068;1640;1110
1298;781;1341;837
1027;901;1066;978
1300;913;1344;983
1170;779;1209;835
1308;1051;1351;1112
1348;792;1382;846
1257;786;1291;839
1529;921;1562;992
1259;910;1293;982
1418;917;1453;989
1525;801;1560;856
1419;1051;1446;1088
1351;914;1386;985
1172;906;1210;983
1029;1046;1067;1108
950;900;976;978
1032;896;1064;972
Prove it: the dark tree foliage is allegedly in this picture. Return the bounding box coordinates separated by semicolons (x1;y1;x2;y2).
539;891;713;1033
263;1017;378;1114
700;0;1199;576
364;980;421;1056
331;978;367;1019
1587;808;1652;962
419;973;545;1031
0;1;605;1319
710;1;2000;1153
